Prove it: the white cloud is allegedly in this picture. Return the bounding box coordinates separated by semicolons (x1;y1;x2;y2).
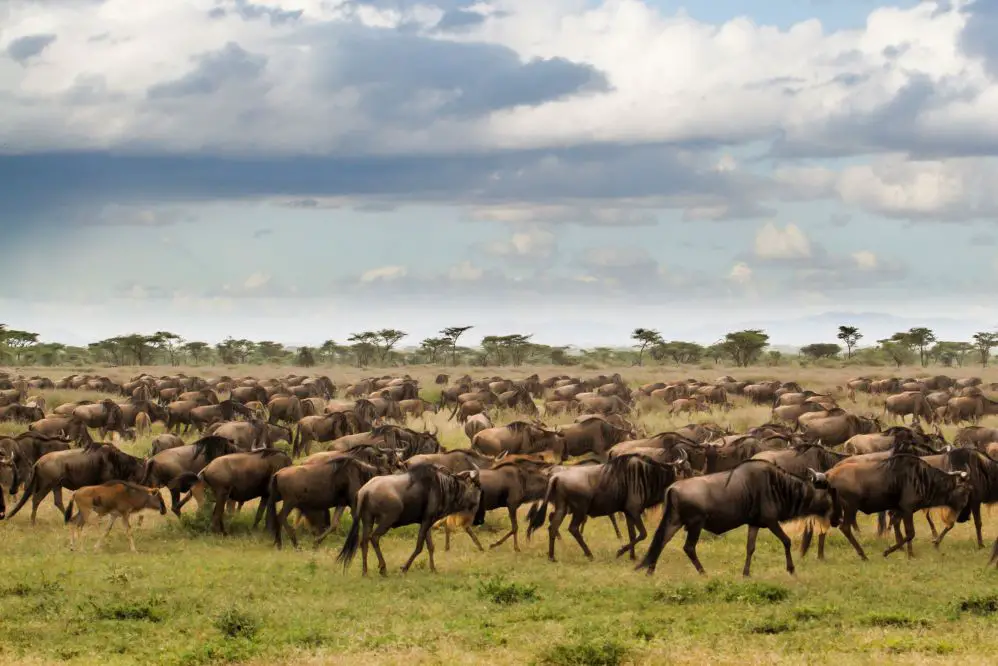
729;262;753;283
755;222;811;260
485;227;556;259
360;265;408;282
244;272;271;289
0;0;990;160
448;260;484;281
852;250;879;270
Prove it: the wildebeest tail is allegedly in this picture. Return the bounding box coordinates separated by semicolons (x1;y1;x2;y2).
526;477;556;539
141;458;156;486
63;499;76;523
336;493;364;569
169;472;202;493
2;464;39;520
636;487;675;572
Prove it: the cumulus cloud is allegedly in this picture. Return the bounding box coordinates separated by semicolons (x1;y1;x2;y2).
484;227;556;260
852;251;879;270
755;222;811;260
244;272;271;289
448;260;484;281
360;265;408;282
729;262;753;284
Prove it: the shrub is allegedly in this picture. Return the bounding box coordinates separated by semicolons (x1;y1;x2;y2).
537;639;629;666
958;595;998;616
477;575;539;605
215;608;260;640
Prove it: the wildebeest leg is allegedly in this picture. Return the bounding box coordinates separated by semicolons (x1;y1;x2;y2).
425;529;438;572
924;510;938;539
252;497;268;530
443;522;452;552
567;514;593;560
742;526;759;577
29;483;54;525
370;524;391;577
883;512;915;558
934;520;955;548
839;511;867;561
547;505;567;562
277;505;298;549
401;523;430;574
817;532;826;560
464;526;484;551
614;514;644;560
169;488;182;516
122;514;138;553
972;504;984;548
769;522;794;575
682;524;706;575
212;489;230;534
94;515;117;551
490;507;519;551
607;513;623;540
52;487;66;515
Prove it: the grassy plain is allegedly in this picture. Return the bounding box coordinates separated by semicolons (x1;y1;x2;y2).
3;363;998;665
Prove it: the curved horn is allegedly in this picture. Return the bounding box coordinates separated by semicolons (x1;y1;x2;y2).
948;470;969;479
672;448;689;465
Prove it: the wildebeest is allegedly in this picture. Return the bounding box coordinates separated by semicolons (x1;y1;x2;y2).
3;443;146;524
0;404;45;424
193;448;292;534
557;418;635;461
472;421;566;461
817;454;972;560
267;455;387;548
141;436;241;515
64;481;167;552
527;451;691;562
336;465;483;576
435;458;552;552
73;399;126;438
637;460;839;577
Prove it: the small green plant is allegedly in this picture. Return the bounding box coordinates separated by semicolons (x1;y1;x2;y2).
477;575;539;605
861;611;928;628
746;617;795;634
537;638;629;666
92;600;160;622
958;595;998;616
214;607;260;640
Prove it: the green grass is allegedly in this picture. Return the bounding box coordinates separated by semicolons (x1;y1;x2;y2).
4;366;998;664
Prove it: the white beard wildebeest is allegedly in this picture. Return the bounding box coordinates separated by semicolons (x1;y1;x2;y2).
2;443;146;525
637;460;840;577
336;465;482;576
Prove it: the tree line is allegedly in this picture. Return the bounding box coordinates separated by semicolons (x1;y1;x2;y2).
1;322;997;369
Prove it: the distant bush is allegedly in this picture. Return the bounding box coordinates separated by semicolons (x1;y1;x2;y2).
958;595;998;616
215;607;260;640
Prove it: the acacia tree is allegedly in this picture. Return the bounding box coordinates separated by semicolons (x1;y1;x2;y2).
653;341;703;365
878;336;915;369
1;328;39;363
631;328;663;366
721;329;769;367
182;341;210;365
375;329;407;364
800;343;841;360
836;326;862;359
972;332;998;368
256;341;287;362
152;331;183;366
348;332;379;366
295;346;316;367
441;326;473;365
905;327;936;367
420;337;450;364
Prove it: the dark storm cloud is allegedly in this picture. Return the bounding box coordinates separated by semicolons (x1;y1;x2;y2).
961;0;998;78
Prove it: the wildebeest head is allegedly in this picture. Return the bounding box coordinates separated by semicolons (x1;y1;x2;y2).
950;471;974;523
805;467;841;528
455;469;485;525
0;449;19;499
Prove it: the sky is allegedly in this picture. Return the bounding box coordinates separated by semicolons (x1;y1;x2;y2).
2;0;998;348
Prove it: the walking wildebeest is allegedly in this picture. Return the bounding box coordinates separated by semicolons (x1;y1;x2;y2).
527;451;691;562
637;460;839;577
64;481;167;552
193;448;292;535
141;435;242;515
2;443;145;524
815;453;972;560
336;465;482;576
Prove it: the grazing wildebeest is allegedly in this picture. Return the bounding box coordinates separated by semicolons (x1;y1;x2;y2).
912;447;998;549
818;454;972;560
294;412;362;457
150;433;186;455
0;432;73;496
64;481;167;552
0;404;45;424
29;415;92;445
2;443;145;524
73;399;126;439
527;451;691;562
336;465;483;576
637;460;839;577
463;413;493;441
194;448;292;534
206;419;269;451
405;448;495;472
141;435;241;515
189;400;255;432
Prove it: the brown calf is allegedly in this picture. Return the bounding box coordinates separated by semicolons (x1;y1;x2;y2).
64;481;167;552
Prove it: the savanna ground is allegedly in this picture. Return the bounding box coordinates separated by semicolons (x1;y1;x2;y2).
4;363;998;666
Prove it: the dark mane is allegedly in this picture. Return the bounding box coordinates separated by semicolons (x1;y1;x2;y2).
505;421;535;433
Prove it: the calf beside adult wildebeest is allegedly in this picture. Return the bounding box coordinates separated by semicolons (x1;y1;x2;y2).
637;460;840;577
336;465;483;576
64;481;167;552
2;443;146;525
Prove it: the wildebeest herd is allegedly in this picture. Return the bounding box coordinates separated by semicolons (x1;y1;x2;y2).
2;369;998;577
